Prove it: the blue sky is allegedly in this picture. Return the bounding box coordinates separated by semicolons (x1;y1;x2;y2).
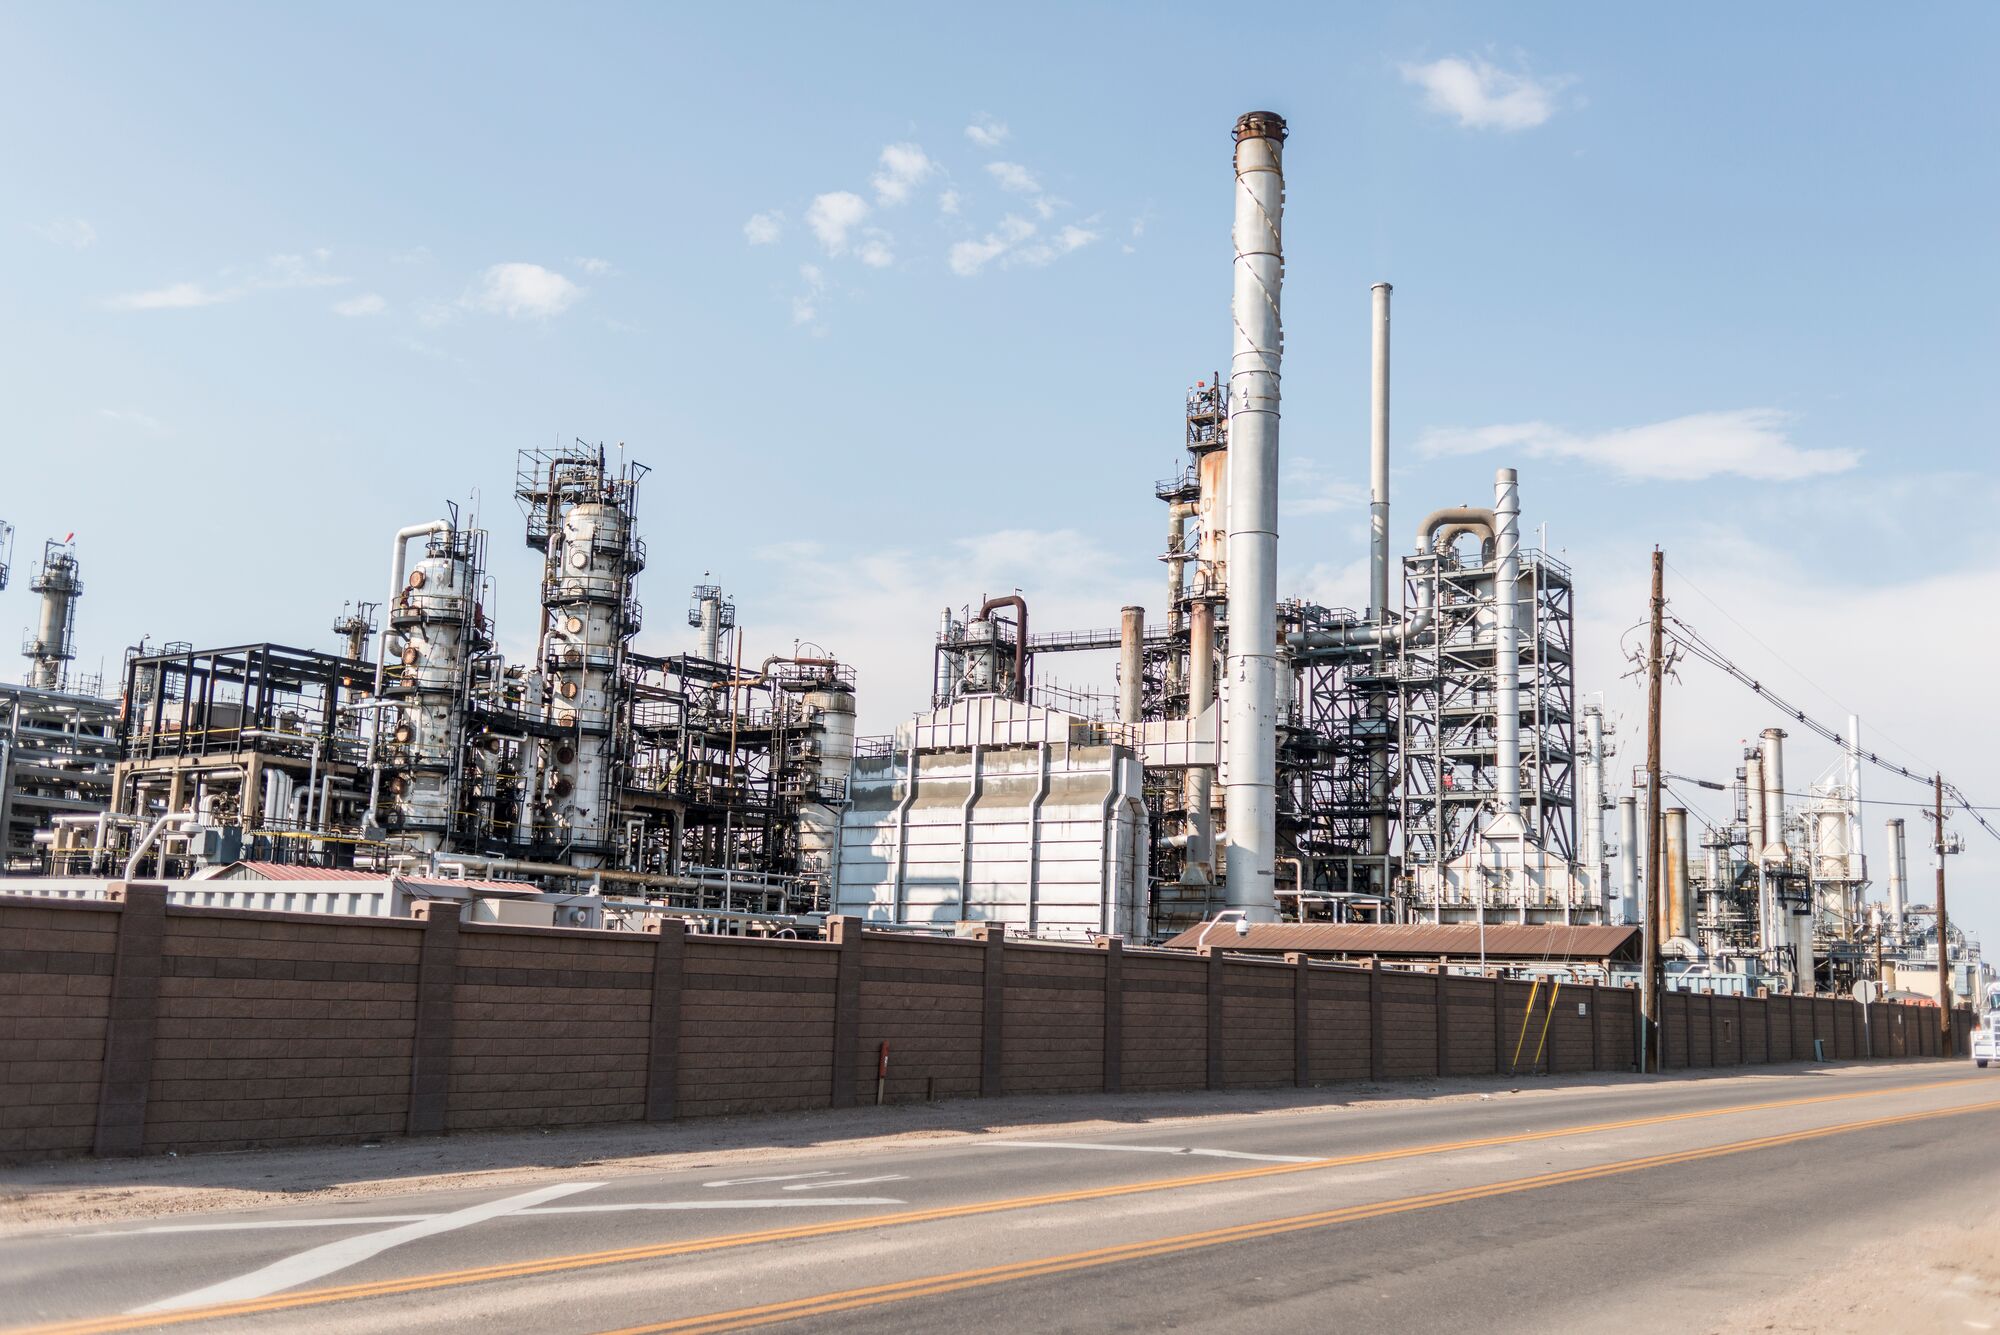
5;3;1997;941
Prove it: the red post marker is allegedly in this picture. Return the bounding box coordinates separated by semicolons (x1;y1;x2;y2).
876;1042;890;1106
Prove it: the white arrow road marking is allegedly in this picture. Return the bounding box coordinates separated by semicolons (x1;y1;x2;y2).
781;1175;908;1191
994;1140;1319;1164
97;1215;437;1236
130;1181;602;1313
702;1171;836;1188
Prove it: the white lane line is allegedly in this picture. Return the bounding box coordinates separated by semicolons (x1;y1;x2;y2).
994;1140;1319;1164
703;1171;836;1188
781;1175;909;1191
95;1215;438;1236
130;1181;602;1313
516;1197;906;1213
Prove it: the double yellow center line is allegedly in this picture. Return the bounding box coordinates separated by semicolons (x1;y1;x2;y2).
600;1095;2000;1334
13;1075;1981;1335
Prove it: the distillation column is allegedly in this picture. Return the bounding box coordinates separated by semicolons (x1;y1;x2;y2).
1221;110;1287;921
383;533;477;848
23;542;82;692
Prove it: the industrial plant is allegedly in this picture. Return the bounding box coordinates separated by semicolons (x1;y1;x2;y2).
0;111;1981;1008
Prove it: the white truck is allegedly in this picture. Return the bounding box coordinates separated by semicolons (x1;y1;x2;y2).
1976;1011;2000;1069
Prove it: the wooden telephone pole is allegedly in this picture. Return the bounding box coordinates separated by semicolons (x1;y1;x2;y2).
1936;773;1955;1056
1641;549;1665;1071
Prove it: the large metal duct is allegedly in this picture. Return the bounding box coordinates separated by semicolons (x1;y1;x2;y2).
1492;468;1522;817
1618;794;1639;924
1369;283;1392;624
1118;606;1145;724
1760;726;1789;863
1885;816;1908;922
1222;110;1286;920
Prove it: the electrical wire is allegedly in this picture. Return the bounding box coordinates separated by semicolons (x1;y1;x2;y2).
1663;612;2000;850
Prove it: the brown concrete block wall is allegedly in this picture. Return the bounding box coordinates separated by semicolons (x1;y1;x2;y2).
1120;953;1208;1091
147;911;422;1152
1002;943;1105;1095
1304;967;1371;1082
0;904;119;1157
1443;977;1498;1076
855;935;983;1103
445;928;653;1133
1373;973;1438;1079
1218;959;1294;1088
1546;989;1595;1073
678;938;838;1117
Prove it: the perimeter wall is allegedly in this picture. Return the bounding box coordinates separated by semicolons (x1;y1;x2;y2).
0;887;1972;1160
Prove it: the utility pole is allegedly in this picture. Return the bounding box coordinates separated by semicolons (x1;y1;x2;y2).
1641;549;1665;1071
1936;773;1954;1056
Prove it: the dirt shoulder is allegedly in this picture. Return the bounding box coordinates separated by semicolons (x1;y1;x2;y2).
0;1062;1935;1235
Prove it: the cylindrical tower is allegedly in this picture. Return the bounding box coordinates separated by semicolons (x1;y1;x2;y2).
1665;807;1692;940
1760;726;1789;864
1183;598;1217;885
797;682;858;892
1885;816;1908;924
1618;794;1640;925
542;498;641;866
23;541;82;691
384;535;479;848
1492;468;1522;817
1118;606;1145;725
1222;109;1287;921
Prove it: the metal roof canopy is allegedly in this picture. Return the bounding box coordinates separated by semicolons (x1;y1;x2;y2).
1158;921;1640;964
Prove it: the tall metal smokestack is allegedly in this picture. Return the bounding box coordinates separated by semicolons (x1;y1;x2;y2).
1760;726;1789;864
1492;468;1522;817
1744;749;1765;862
1183;598;1217;885
1222;110;1286;921
1885;816;1907;923
1665;807;1692;940
1369;283;1392;624
1118;606;1145;725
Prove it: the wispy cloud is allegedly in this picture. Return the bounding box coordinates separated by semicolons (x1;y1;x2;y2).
938;190;962;216
792;263;828;331
1417;409;1860;482
744;211;784;245
950;216;1096;277
870;143;933;205
467;262;582;319
32;218;96;250
1282;457;1368;516
984;161;1039;194
964;115;1010;150
102;251;348;311
97;407;167;432
571;256;613;275
1400;55;1569;131
804;191;871;256
332;292;386;317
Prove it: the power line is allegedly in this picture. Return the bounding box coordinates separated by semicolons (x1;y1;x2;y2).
1663;612;2000;850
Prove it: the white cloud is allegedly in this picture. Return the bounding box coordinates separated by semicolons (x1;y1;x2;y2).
854;230;895;269
1417;409;1860;482
985;161;1040;194
744;211;784;245
97;407;167;432
949;214;1038;276
870;143;933;205
1283;457;1369;517
804;191;871;255
571;256;613;275
101;281;231;311
792;263;827;328
101;252;348;311
1400;55;1568;131
938;190;962;216
949;216;1096;276
468;262;583;318
32;218;96;249
332;292;386;317
965;115;1010;150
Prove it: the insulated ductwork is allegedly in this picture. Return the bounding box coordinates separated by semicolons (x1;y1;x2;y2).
1222;109;1286;921
1492;468;1522;818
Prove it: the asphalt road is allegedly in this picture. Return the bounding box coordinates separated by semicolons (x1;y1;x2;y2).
6;1061;1998;1334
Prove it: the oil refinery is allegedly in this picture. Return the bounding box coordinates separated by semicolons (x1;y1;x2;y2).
0;111;1983;1007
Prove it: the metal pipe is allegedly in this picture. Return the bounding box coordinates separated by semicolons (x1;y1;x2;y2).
1618;794;1639;925
1182;598;1217;885
975;595;1028;703
1886;816;1907;922
123;812;190;880
1744;750;1765;864
1665;807;1691;940
1760;726;1789;863
1369;282;1392;625
1118;606;1145;724
1492;468;1521;816
1579;707;1605;872
1222;109;1287;921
